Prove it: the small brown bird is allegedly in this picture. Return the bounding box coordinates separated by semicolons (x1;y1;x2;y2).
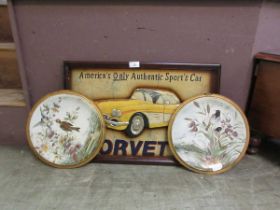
56;119;80;132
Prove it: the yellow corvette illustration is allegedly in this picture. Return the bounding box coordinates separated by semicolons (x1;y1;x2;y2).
96;88;181;137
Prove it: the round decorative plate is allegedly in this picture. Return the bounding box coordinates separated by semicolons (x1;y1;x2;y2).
168;94;250;174
26;90;105;168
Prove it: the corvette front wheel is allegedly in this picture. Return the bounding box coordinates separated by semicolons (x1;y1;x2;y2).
125;113;146;137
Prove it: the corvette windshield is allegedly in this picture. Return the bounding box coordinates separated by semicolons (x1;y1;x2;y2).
131;89;180;105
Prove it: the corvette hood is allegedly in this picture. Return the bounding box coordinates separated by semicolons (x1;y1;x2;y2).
96;99;147;114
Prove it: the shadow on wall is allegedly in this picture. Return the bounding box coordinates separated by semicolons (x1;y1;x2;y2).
258;138;280;168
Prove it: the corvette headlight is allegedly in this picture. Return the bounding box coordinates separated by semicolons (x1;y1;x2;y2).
112;109;122;117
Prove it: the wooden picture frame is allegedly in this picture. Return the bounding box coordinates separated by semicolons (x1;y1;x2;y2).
64;61;221;165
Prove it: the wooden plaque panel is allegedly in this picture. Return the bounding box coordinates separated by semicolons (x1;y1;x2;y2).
64;62;221;164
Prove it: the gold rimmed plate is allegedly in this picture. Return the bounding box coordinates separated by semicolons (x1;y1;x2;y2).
26;90;105;168
168;94;250;174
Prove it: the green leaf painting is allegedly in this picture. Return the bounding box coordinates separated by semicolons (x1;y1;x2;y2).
173;97;247;172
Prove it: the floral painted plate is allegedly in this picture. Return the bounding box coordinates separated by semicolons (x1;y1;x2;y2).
26;90;105;168
168;94;250;174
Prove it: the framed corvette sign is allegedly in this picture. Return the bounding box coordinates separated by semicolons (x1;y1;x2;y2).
64;62;221;164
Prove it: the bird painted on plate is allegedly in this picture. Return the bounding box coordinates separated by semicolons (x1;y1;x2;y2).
33;107;50;128
211;110;221;121
206;110;221;131
214;127;222;132
33;108;55;138
51;102;60;112
56;119;80;132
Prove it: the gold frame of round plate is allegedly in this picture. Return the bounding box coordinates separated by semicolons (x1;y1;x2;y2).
168;94;250;175
26;90;106;169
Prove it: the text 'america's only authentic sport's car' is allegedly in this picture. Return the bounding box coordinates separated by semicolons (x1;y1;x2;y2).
96;88;181;137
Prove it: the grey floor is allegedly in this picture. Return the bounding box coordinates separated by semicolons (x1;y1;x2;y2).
0;141;280;210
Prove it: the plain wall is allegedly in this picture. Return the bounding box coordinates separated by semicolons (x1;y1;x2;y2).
13;0;263;107
253;0;280;53
1;0;280;145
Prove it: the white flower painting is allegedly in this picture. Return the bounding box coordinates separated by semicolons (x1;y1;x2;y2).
28;93;103;166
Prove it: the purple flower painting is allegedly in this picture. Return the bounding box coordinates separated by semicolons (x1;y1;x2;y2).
170;95;248;173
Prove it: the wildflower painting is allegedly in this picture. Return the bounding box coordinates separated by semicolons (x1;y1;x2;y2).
27;91;104;168
169;95;249;174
